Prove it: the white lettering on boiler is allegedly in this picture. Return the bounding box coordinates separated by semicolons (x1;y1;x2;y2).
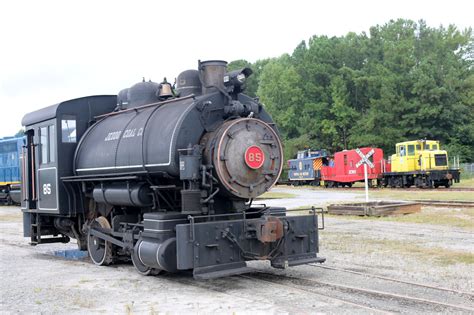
104;128;144;142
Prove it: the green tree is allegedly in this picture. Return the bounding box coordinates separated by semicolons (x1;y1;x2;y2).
229;19;474;161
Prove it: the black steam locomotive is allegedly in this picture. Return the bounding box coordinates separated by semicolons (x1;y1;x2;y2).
21;60;324;279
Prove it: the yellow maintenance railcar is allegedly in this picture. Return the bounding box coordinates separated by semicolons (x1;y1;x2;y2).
384;140;460;188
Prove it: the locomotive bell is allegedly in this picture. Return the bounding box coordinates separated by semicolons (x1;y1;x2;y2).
158;77;173;99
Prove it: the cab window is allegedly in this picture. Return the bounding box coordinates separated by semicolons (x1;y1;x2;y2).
407;145;415;156
40;125;55;164
416;144;421;151
432;144;438;150
61;116;77;143
399;145;406;157
424;144;430;150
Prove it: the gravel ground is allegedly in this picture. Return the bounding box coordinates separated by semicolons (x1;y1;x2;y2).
258;187;364;209
1;188;473;314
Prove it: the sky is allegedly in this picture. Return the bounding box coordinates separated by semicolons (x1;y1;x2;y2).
0;0;472;137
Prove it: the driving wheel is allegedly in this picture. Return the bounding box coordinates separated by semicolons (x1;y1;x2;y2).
87;216;113;266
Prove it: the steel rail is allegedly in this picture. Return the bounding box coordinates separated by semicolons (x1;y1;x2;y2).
238;274;391;314
242;272;474;313
311;264;474;297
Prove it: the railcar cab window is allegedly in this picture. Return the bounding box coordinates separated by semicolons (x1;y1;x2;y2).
61;116;76;143
399;145;406;156
408;145;415;156
432;144;438;150
40;125;55;164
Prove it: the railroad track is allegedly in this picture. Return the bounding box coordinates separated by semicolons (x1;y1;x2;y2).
276;182;474;192
241;271;474;314
310;264;474;296
319;186;474;192
411;199;474;207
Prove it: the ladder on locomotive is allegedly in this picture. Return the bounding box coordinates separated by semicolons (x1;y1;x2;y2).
29;213;69;245
30;212;41;245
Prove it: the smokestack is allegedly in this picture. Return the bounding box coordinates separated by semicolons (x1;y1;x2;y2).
198;60;227;95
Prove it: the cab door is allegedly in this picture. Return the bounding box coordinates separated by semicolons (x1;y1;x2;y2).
396;145;407;172
37;123;58;212
406;144;417;171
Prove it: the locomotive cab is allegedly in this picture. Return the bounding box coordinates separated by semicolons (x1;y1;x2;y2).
21;96;117;246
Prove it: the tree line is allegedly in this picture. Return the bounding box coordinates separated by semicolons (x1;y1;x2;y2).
228;19;474;162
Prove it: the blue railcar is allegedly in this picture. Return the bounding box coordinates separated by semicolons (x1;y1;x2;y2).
0;136;25;204
288;149;329;185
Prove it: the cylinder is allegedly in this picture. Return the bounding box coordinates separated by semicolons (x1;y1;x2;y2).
136;238;178;272
199;60;227;95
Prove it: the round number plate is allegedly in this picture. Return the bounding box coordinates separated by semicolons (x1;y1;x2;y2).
244;145;265;169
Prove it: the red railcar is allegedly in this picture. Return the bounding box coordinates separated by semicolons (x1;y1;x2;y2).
321;147;390;187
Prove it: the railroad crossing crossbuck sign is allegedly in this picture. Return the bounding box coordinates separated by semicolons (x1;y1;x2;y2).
355;148;375;169
355;148;375;203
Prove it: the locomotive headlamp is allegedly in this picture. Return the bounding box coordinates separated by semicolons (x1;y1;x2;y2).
236;73;246;83
223;67;253;93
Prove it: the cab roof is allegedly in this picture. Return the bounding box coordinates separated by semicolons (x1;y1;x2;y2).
22;95;116;127
396;140;439;146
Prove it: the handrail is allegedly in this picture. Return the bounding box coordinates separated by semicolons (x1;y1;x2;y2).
94;94;195;119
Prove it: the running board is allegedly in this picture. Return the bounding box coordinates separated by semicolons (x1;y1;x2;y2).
193;262;252;280
272;256;326;268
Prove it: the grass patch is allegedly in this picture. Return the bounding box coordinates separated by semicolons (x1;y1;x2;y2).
298;185;473;201
378;207;474;229
322;231;474;266
360;190;474;201
257;192;296;199
456;177;474;188
325;207;474;230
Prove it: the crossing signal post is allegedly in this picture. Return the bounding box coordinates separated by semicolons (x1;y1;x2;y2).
355;148;375;202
